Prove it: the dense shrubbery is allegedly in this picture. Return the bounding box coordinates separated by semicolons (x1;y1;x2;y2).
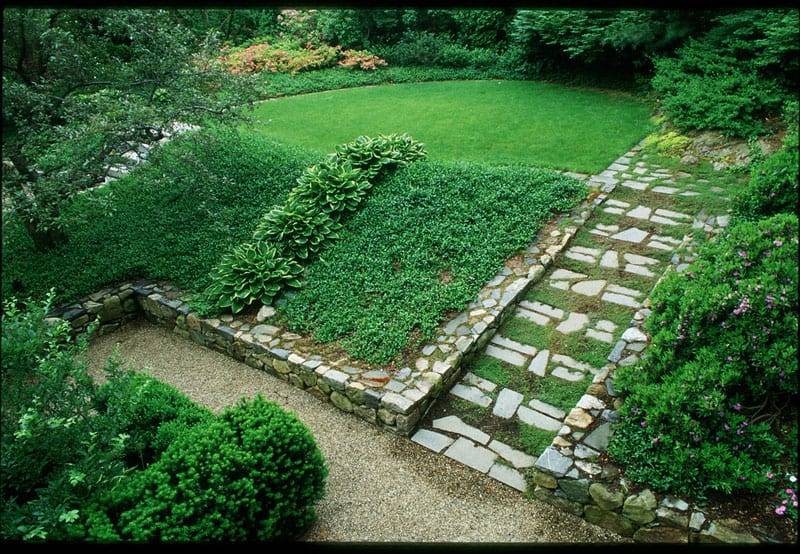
1;296;327;541
282;162;585;364
1;128;316;306
85;396;327;541
652;10;799;137
609;214;798;496
734;101;799;220
202;134;427;314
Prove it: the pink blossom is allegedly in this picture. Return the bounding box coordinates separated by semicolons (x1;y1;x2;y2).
776;505;786;515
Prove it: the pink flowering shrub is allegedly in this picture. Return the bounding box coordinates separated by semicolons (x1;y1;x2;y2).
771;473;798;521
338;50;387;71
610;213;798;496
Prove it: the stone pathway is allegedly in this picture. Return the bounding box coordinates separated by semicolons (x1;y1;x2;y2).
411;143;733;496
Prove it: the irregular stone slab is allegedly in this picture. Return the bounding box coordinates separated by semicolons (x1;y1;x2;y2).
550;268;587;281
577;394;606;410
608;340;627;362
651;185;678;194
433;415;490;444
651;234;682;245
491;335;537;356
596;223;619;232
571;279;607;296
680;190;700;196
571;245;602;257
549;280;570;291
586;329;614;343
462;371;498;393
647;240;674;251
489;463;527;492
717;214;730;227
606;283;643;297
489;439;536;468
528;349;549;376
443;312;468;334
626;205;652;220
516;307;551;326
596;319;617;332
520;300;564;320
602;292;640;308
449;383;492;408
650;215;679;225
661;496;690;512
552;354;592;371
493;388;524;419
590;228;611;237
622;327;648;343
551;366;585;382
599;250;619;268
556;312;590;334
517;405;562;430
485;345;527;367
529;399;565;420
610;227;649;243
655;208;691;220
565;408;593;429
534;446;573;478
621;180;647;190
624;252;659;265
565;251;597;264
603;207;625;215
606;199;630;208
411;429;454;453
625;263;655;277
574;443;600;459
443;437;497;473
583;422;613;451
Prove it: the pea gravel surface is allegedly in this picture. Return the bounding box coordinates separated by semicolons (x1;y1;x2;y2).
85;321;624;543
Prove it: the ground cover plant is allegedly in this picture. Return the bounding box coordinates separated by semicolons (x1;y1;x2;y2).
1;128;317;306
1;294;327;541
247;80;652;174
280;162;585;364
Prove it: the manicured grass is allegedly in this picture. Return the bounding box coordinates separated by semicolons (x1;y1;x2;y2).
281;161;585;364
246;80;652;174
537;375;591;414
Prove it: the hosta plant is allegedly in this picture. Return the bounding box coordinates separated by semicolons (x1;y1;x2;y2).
287;159;371;221
334;134;427;179
252;199;342;261
204;241;303;314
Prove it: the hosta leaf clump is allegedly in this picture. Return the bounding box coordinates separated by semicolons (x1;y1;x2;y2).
287;159;370;221
334;134;428;179
253;200;342;260
205;241;303;313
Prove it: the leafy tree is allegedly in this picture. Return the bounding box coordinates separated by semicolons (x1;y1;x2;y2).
2;8;259;250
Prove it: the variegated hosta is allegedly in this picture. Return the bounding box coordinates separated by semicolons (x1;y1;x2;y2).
206;241;303;314
334;134;427;179
252;199;342;261
288;159;371;221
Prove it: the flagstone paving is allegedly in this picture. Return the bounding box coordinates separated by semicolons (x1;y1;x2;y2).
411;144;742;497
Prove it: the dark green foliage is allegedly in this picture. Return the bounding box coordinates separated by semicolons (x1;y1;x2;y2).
94;370;212;468
333;133;428;178
734;102;799;219
282;161;585;364
204;241;304;314
1;128;316;306
89;396;327;541
287;160;371;220
253;203;342;262
609;214;799;496
651;10;799;137
1;294;127;541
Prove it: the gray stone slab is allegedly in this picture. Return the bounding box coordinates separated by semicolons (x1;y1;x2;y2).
583;422;613;451
450;383;492;408
411;429;455;453
596;319;617;332
528;399;565;420
535;446;573;477
516;307;550;326
556;312;590;334
621;180;647;190
610;227;649;243
462;371;497;393
485;345;527;367
517;405;562;431
624;252;659;265
489;463;527;492
565;251;597;264
626;205;652;220
599;250;619;268
586;329;614;343
433;415;491;445
571;279;607;296
491;335;537;356
443;437;497;473
493;388;524;419
551;366;585;382
520;300;564;320
528;349;549;376
550;268;587;281
488;439;536;468
602;292;640;308
625;263;655;277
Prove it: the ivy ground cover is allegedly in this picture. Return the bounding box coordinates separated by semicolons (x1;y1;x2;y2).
246;80;652;174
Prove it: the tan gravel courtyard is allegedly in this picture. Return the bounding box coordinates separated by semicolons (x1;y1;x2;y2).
84;320;623;543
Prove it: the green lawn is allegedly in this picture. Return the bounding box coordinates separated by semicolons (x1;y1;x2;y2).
246;80;652;174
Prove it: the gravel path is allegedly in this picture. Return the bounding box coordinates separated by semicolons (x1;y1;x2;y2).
84;321;623;543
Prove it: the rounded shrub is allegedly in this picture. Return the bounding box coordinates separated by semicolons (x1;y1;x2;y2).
609;214;798;496
93;396;327;541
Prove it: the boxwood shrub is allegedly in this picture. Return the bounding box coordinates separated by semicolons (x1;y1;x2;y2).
609;213;798;496
87;396;327;541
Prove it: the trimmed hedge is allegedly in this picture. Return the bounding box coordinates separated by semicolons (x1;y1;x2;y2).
86;396;327;541
609;214;798;496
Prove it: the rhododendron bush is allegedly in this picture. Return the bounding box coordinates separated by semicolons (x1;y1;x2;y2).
609;213;798;496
